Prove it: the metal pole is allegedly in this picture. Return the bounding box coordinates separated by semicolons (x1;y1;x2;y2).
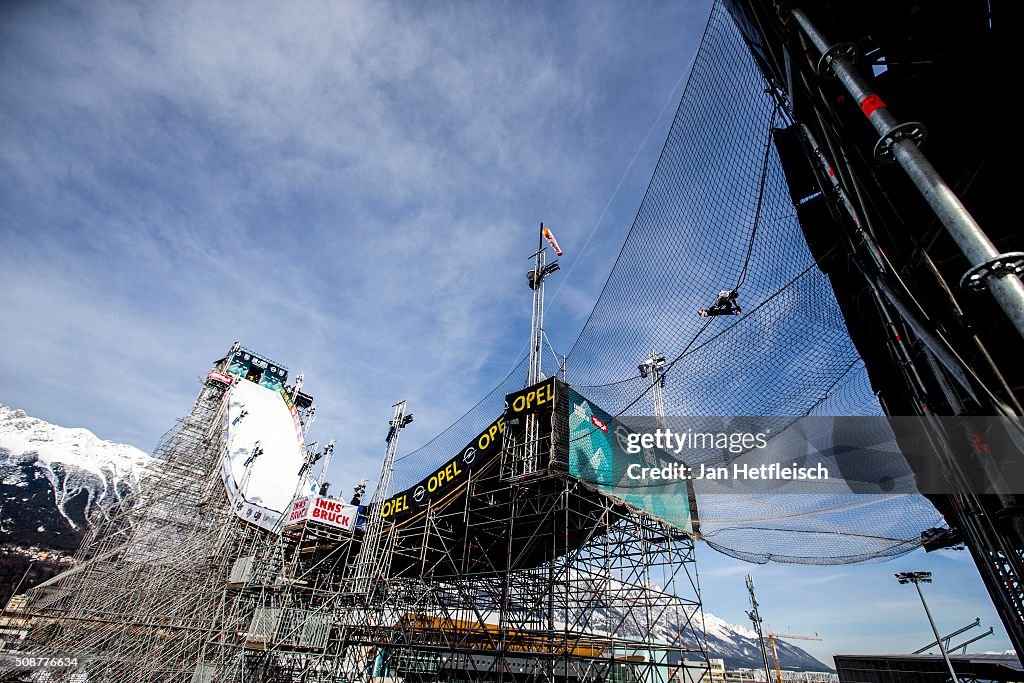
301;402;317;438
650;356;666;426
317;439;336;486
356;401;410;594
746;575;774;683
912;581;960;682
375;402;406;507
5;557;38;610
524;223;559;476
528;223;546;386
912;618;980;655
948;627;994;654
791;9;1024;340
640;352;668;436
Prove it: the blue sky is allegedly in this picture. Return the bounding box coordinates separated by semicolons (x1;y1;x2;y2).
699;547;1012;665
0;0;1011;665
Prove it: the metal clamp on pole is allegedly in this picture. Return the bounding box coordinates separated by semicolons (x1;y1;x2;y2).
791;8;1024;340
872;121;927;163
815;41;857;79
961;252;1024;292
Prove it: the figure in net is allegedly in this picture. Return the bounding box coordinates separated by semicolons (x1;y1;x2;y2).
698;289;741;317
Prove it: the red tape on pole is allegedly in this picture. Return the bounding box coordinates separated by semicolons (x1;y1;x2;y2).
860;93;886;117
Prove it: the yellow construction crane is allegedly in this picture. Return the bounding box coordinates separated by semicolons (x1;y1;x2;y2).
766;632;822;683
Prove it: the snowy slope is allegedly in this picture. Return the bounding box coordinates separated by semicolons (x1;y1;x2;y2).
699;612;831;672
597;601;830;672
0;404;153;534
221;380;314;530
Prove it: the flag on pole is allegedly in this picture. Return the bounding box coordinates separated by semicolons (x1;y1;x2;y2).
542;226;564;256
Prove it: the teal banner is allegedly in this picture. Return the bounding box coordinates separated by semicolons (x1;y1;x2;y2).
567;388;698;533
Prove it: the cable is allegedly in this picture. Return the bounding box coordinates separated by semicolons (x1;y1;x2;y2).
735;106;778;291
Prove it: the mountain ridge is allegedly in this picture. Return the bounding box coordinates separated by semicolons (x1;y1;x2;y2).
0;403;154;603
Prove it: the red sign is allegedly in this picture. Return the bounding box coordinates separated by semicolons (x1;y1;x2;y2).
311;497;353;528
590;415;608;433
287;497;310;523
284;495;357;531
207;370;234;385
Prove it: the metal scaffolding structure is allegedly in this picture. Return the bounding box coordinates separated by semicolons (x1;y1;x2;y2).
314;226;709;683
3;339;707;683
3;347;343;682
7;0;1022;676
329;447;709;683
10;367;252;679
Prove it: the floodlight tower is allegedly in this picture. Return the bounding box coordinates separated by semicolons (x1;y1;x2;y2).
527;222;561;385
354;401;412;594
522;223;560;476
639;351;668;427
896;571;959;682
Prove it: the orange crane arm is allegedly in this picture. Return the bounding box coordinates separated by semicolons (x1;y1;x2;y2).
765;632;823;683
766;633;822;641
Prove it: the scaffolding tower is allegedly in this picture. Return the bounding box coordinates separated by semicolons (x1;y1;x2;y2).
326;406;709;683
4;346;339;682
9;346;709;682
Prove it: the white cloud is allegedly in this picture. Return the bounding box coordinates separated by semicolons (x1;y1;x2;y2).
0;0;710;491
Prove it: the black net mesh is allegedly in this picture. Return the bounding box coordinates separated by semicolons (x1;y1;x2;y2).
390;1;943;564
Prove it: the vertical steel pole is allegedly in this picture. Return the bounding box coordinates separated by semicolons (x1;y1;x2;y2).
356;401;407;594
791;9;1024;339
640;351;667;428
528;223;546;386
317;439;335;486
651;361;666;427
747;575;774;683
525;224;552;475
913;580;960;682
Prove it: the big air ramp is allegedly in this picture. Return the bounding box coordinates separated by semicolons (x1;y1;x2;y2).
220;377;315;531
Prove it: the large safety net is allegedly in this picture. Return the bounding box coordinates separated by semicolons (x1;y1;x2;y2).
389;1;944;564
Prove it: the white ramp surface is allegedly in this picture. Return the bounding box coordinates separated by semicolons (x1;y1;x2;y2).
222;379;314;531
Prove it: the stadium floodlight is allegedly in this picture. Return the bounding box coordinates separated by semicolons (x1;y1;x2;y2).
895;572;958;681
896;571;932;584
386;413;414;443
638;354;666;378
542;262;560;277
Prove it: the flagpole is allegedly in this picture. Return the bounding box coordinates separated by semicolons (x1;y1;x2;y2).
528;223;546;386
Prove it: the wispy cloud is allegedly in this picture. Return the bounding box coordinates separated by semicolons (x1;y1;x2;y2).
0;0;710;486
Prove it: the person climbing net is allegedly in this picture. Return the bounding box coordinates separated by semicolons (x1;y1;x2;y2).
698;289;741;317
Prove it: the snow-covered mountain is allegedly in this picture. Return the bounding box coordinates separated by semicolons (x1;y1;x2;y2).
0;404;153;549
700;611;831;672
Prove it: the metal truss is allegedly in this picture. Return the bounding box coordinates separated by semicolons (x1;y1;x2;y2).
7;363;708;683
